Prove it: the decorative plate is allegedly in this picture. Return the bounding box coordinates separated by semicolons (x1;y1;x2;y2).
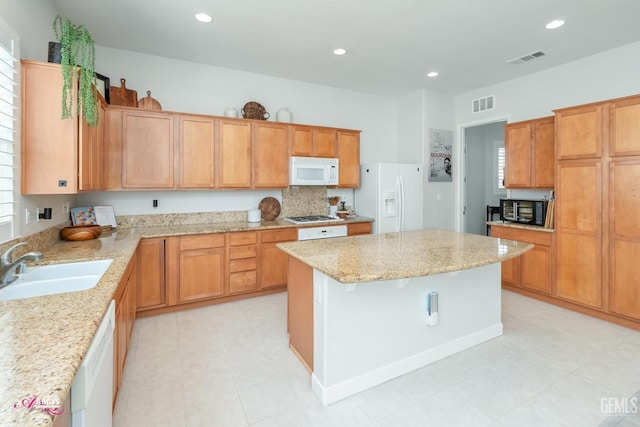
258;197;281;220
242;101;270;120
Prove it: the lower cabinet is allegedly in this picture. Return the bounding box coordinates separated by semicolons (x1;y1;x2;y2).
490;225;554;295
113;256;137;406
347;222;372;236
136;238;167;312
259;228;298;289
228;231;258;294
176;234;226;303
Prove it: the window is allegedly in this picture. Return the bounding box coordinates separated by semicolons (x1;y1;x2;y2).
494;140;506;195
0;23;17;243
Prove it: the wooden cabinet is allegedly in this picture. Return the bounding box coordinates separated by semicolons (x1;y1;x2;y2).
177;114;215;188
253;122;289;188
21;60;98;194
122;110;174;188
228;231;258;293
113;256;136;405
347;222;372;236
556;104;603;160
608;159;640;320
504;116;554;188
287;256;314;370
217;119;252;188
259;228;297;289
290;126;337;158
175;234;225;303
336;130;361;188
553;94;640;325
79;96;107;191
136;238;167;312
491;225;553;295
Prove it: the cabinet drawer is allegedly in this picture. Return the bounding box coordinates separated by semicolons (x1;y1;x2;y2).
229;232;257;246
229;258;257;273
180;234;225;251
347;222;372;236
261;228;298;243
229;245;257;260
229;270;257;293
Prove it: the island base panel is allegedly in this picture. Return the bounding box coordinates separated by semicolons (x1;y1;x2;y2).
310;263;502;405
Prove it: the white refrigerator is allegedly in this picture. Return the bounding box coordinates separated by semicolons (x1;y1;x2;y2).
355;163;424;233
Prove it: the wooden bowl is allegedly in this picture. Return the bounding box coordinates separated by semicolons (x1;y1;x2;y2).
60;225;103;241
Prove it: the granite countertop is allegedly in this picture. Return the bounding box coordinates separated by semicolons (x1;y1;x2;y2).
487;220;554;233
0;216;371;426
278;228;534;283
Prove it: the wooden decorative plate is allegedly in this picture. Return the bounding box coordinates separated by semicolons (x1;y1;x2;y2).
258;197;281;220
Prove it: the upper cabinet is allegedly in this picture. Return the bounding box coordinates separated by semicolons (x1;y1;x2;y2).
609;96;640;157
22;60;106;194
555;104;603;160
122;110;175;189
217;119;252;188
504;116;554;188
252;121;289;188
290;126;337;158
336;130;361;188
177;114;215;188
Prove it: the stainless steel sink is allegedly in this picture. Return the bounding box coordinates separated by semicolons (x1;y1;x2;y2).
0;259;113;301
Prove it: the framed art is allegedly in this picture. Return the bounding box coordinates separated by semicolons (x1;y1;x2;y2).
94;72;110;104
428;128;453;182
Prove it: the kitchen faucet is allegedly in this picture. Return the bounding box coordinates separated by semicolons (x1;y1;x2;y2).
0;242;43;289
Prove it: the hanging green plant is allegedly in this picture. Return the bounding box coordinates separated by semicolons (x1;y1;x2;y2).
53;15;98;127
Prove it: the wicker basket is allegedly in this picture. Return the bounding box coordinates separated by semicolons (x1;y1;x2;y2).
241;101;270;120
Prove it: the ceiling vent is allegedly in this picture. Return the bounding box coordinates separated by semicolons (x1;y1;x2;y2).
507;50;547;65
472;95;495;114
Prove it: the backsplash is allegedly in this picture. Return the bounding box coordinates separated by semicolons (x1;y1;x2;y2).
281;186;328;217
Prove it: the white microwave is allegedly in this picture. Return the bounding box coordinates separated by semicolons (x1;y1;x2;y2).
289;156;339;186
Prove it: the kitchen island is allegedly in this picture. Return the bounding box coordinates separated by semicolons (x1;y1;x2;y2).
278;229;533;405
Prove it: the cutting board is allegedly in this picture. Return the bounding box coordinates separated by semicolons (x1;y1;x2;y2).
138;90;162;111
109;78;138;107
258;197;281;220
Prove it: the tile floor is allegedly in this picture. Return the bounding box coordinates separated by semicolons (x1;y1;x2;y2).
113;291;640;427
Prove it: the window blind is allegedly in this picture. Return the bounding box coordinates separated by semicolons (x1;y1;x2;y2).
0;34;15;242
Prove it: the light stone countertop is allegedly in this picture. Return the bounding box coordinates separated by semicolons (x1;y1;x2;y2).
277;228;534;283
0;217;371;427
487;220;554;233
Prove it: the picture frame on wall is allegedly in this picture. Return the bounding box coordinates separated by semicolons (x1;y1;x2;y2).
428;128;453;182
94;72;110;104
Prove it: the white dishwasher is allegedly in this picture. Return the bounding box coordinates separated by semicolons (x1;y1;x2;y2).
71;300;115;427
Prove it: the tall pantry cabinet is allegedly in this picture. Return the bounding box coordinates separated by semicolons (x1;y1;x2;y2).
555;95;640;321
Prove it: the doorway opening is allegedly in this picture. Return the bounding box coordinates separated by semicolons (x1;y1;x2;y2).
454;115;511;233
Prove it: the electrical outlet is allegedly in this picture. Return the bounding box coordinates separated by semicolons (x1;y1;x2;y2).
63;201;70;215
25;208;31;225
36;207;42;222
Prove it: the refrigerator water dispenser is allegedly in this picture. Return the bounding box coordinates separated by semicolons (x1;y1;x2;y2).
383;191;398;217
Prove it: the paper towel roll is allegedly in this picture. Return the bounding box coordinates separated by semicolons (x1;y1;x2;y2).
248;209;261;222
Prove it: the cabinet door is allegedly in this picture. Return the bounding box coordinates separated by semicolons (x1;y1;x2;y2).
504;122;532;187
259;229;297;289
79;98;106;192
178;115;215;188
217;119;251;188
609;96;640;157
290;126;313;156
337;130;361;188
122;111;174;188
532;117;555;188
137;238;166;311
609;160;640;320
555;160;602;308
179;247;225;302
313;128;337;157
347;222;372;236
556;104;603;160
104;108;123;190
521;244;552;295
21;60;78;194
253;122;289;188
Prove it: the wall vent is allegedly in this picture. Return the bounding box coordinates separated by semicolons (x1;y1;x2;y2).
507;50;546;65
472;95;495;114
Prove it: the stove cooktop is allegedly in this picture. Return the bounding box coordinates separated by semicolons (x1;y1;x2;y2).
284;215;345;224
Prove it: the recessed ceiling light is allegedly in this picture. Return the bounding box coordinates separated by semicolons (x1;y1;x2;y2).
195;13;212;23
427;71;439;78
333;48;347;56
545;19;565;30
